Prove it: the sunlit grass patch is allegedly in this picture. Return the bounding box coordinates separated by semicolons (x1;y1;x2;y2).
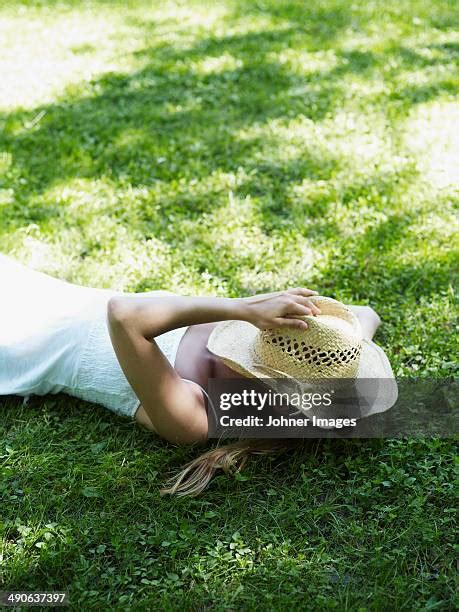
0;10;137;111
403;99;459;190
271;48;341;76
0;0;232;112
190;53;244;76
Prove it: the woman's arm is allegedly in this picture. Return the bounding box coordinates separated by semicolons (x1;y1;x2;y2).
108;288;321;338
106;288;319;445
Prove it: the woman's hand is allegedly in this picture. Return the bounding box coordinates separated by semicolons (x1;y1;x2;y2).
238;287;321;331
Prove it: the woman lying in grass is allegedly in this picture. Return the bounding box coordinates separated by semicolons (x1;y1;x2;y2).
0;252;394;495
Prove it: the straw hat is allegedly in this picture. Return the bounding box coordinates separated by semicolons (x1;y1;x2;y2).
207;296;398;419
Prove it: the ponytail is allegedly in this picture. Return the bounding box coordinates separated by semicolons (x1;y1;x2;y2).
160;438;300;497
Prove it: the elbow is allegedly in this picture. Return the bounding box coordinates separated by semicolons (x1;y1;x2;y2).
137;415;208;446
107;295;130;327
175;425;208;446
164;420;209;446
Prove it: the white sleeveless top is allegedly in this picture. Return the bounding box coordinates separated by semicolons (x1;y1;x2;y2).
0;253;188;418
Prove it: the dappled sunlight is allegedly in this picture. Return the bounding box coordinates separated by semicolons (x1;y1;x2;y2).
2;171;250;294
234;115;339;171
190;53;243;76
289;111;394;175
6;220;176;292
393;66;454;91
204;191;271;254
0;2;457;608
0;1;232;112
146;0;229;29
0;0;456;363
111;127;154;150
41;177;121;216
0;10;140;111
237;238;322;292
234;110;401;207
402;99;459;190
269;48;340;76
383;214;456;267
203;191;322;291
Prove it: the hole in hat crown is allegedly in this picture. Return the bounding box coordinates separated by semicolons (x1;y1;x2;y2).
256;297;363;377
261;332;361;371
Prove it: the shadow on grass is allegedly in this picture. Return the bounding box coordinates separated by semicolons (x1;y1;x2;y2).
1;7;456;240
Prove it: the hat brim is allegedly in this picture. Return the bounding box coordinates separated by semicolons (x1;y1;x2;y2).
207;320;398;419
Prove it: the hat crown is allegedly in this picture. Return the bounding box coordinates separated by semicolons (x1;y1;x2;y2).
254;296;363;378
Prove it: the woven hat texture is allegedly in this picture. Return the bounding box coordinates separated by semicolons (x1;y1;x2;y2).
207;296;398;416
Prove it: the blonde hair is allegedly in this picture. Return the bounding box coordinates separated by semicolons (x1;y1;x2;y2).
160;438;300;497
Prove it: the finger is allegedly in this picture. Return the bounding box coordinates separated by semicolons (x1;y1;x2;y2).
290;295;322;315
287;287;319;297
274;317;308;330
288;287;319;296
284;303;313;317
307;300;322;316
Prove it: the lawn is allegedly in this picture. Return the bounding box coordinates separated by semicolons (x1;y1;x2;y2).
0;0;457;609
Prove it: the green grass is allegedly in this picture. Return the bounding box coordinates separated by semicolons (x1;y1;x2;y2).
0;0;458;609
